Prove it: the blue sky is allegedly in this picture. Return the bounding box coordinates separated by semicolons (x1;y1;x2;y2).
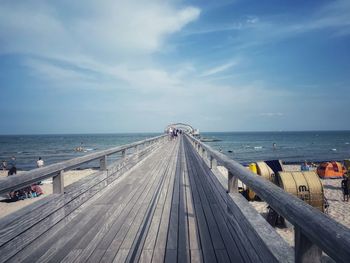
0;0;349;134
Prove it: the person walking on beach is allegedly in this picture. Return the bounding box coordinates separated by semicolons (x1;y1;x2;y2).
341;176;349;202
36;157;44;168
301;161;310;171
1;160;7;170
8;156;17;176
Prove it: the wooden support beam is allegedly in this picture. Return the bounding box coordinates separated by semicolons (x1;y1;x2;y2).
100;155;107;171
295;226;322;263
228;171;238;193
53;170;64;194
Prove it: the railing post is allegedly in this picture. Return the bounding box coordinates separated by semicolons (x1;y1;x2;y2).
100;155;107;171
228;171;238;193
53;170;64;194
295;226;322;263
210;156;217;170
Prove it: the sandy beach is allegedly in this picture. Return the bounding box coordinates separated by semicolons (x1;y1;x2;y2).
0;169;96;218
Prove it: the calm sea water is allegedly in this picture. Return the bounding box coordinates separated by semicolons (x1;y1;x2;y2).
0;131;349;170
201;131;350;165
0;133;160;170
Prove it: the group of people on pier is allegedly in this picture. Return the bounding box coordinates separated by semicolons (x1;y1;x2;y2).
167;127;182;140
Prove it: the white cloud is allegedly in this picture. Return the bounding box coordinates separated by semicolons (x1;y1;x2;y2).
0;1;200;57
201;61;238;77
0;0;201;94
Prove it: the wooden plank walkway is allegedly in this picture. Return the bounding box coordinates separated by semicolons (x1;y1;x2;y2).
6;136;283;263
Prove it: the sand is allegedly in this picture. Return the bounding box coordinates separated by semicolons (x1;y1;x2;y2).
0;169;96;218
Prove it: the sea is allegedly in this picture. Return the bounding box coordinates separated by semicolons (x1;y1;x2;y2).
0;131;349;170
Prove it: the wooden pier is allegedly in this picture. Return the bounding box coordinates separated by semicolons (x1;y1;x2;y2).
0;133;349;262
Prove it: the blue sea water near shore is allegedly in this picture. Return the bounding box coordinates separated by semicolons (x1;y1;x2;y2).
201;131;350;165
0;131;349;171
0;133;160;171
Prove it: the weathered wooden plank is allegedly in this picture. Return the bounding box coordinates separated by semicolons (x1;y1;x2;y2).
126;140;180;263
61;249;82;263
295;226;322;263
185;138;255;262
0;135;166;195
141;141;178;260
112;249;129;263
186;139;267;262
100;144;175;263
177;139;190;263
59;144;170;262
164;249;177;263
20;205;104;263
190;249;203;263
185;134;350;263
183;150;201;255
189;156;226;251
215;249;231;263
185;141;244;262
96;160;163;250
152;149;179;261
185;136;293;262
165;151;181;251
184;147;217;263
0;196;66;263
7;175;121;263
1;145;160;262
139;250;153;263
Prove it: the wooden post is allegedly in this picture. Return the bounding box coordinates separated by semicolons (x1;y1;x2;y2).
210;156;217;170
53;170;64;194
228;171;238;193
201;148;206;159
295;226;322;263
100;155;107;171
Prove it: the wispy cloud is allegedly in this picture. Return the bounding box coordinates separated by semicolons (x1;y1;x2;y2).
186;0;350;49
200;61;238;77
259;112;284;117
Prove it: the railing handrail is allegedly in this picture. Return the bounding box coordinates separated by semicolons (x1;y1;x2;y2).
0;134;166;195
185;134;350;262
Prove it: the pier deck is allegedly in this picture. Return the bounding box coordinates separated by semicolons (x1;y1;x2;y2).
1;133;349;263
4;137;286;262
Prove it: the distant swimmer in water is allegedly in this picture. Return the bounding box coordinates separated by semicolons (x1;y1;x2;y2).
228;150;233;153
75;142;84;152
219;147;222;152
272;143;277;150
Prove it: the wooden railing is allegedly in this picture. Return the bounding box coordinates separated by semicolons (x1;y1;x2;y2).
185;134;350;263
0;134;167;195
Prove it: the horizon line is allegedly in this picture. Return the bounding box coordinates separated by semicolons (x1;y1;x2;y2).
1;129;350;136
